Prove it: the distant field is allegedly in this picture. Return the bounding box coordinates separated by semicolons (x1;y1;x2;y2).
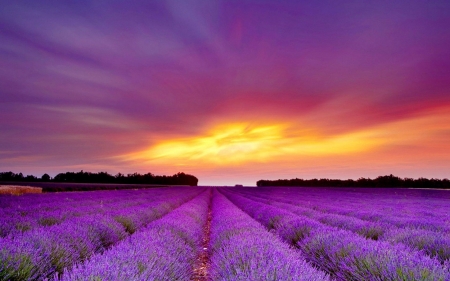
0;186;449;280
0;185;42;195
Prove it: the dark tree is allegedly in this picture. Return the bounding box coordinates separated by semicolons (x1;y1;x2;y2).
1;170;198;186
257;175;450;189
41;173;51;181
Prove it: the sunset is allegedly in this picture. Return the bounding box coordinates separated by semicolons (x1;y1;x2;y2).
1;1;450;280
1;1;450;185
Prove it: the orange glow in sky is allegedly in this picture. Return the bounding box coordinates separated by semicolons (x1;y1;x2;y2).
122;123;381;165
117;106;450;184
2;1;450;185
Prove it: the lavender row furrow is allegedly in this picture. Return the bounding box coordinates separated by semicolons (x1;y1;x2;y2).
222;190;450;281
232;187;449;223
0;188;183;238
227;189;450;262
232;187;450;231
0;188;203;280
209;190;330;281
60;189;210;281
228;187;450;240
227;189;388;238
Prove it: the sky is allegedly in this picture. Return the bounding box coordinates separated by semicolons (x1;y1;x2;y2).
1;0;450;186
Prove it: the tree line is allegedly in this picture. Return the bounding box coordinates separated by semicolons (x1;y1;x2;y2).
0;171;198;186
257;174;450;189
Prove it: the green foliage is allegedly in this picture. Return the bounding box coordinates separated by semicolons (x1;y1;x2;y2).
0;253;35;281
38;217;61;227
114;217;136;234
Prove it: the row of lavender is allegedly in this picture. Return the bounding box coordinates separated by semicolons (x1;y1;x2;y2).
227;187;450;262
2;186;449;280
60;189;212;280
0;187;204;280
59;189;330;280
0;188;191;238
221;188;450;280
208;190;329;280
233;187;450;230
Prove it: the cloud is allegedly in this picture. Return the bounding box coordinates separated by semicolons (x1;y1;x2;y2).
1;1;450;183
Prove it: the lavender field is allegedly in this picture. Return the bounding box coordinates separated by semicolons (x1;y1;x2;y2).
1;186;449;280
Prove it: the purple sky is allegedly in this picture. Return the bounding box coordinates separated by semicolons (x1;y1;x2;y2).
1;1;450;185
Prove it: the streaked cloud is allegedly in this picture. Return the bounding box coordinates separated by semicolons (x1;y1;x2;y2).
1;0;450;184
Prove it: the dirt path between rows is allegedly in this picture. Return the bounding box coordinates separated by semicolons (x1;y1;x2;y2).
192;190;212;281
